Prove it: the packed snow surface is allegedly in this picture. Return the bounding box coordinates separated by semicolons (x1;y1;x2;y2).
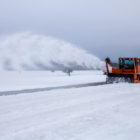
0;71;140;140
0;32;103;71
0;71;104;91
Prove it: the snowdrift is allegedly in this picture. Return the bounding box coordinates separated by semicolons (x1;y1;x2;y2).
0;32;104;71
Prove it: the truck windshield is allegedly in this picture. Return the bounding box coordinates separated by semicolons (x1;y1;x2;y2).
120;59;134;69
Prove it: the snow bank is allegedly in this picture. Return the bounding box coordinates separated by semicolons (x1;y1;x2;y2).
0;32;104;71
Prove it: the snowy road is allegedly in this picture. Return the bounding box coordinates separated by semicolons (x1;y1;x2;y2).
0;71;105;91
0;71;140;140
0;81;106;96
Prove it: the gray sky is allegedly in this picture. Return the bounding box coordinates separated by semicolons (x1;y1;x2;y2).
0;0;140;60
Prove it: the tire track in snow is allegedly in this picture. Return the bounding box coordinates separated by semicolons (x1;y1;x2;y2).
0;82;106;96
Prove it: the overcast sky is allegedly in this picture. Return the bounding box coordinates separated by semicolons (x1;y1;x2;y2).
0;0;140;60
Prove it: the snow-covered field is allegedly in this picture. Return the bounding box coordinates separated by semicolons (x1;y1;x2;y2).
0;71;140;140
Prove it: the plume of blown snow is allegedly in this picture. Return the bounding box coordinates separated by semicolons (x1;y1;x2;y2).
0;32;104;71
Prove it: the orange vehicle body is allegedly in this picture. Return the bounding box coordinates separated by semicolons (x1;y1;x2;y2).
105;57;140;83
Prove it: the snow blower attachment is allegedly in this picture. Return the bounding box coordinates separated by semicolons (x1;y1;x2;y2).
105;57;140;83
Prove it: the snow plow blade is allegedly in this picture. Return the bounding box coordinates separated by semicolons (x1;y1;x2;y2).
106;73;133;83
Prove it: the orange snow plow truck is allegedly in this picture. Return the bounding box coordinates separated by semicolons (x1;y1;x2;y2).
105;57;140;83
